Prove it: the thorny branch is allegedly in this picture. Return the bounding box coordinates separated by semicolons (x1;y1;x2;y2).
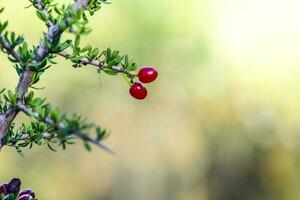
0;0;110;151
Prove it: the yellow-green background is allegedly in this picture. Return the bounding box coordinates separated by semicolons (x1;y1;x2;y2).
1;0;300;199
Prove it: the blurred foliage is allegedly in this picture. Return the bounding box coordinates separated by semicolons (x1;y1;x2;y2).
1;0;300;200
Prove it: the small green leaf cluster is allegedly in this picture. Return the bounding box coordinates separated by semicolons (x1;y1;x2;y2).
68;44;138;77
29;0;83;27
0;26;24;54
0;9;25;61
2;90;18;107
0;90;109;156
28;0;110;25
15;44;52;85
0;8;51;84
88;0;110;16
104;48;138;76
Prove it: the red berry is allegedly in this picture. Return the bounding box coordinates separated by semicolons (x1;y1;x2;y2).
0;183;8;194
138;67;158;83
129;82;147;100
19;189;35;198
18;194;34;200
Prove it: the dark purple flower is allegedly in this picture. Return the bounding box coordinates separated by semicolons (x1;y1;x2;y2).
19;188;35;198
7;178;21;194
0;183;9;194
18;194;34;200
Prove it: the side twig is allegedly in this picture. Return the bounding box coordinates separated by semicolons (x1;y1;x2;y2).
57;51;136;78
17;102;114;154
0;35;21;61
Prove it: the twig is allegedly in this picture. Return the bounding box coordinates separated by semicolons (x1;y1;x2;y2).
17;102;114;154
34;0;53;26
57;51;136;78
0;35;21;61
5;132;60;147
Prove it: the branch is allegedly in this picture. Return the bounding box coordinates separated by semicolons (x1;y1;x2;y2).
57;51;136;78
34;0;53;26
17;102;114;154
0;107;19;146
0;35;21;61
0;0;89;147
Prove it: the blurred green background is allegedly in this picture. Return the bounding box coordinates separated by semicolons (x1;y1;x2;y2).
1;0;300;199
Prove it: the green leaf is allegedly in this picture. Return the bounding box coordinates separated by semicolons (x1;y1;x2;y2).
0;21;8;33
103;69;118;76
0;7;4;14
84;142;92;151
36;10;47;22
75;35;80;47
16;147;25;158
47;143;57;152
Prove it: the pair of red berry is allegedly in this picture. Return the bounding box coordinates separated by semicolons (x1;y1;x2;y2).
0;178;35;200
129;67;158;100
